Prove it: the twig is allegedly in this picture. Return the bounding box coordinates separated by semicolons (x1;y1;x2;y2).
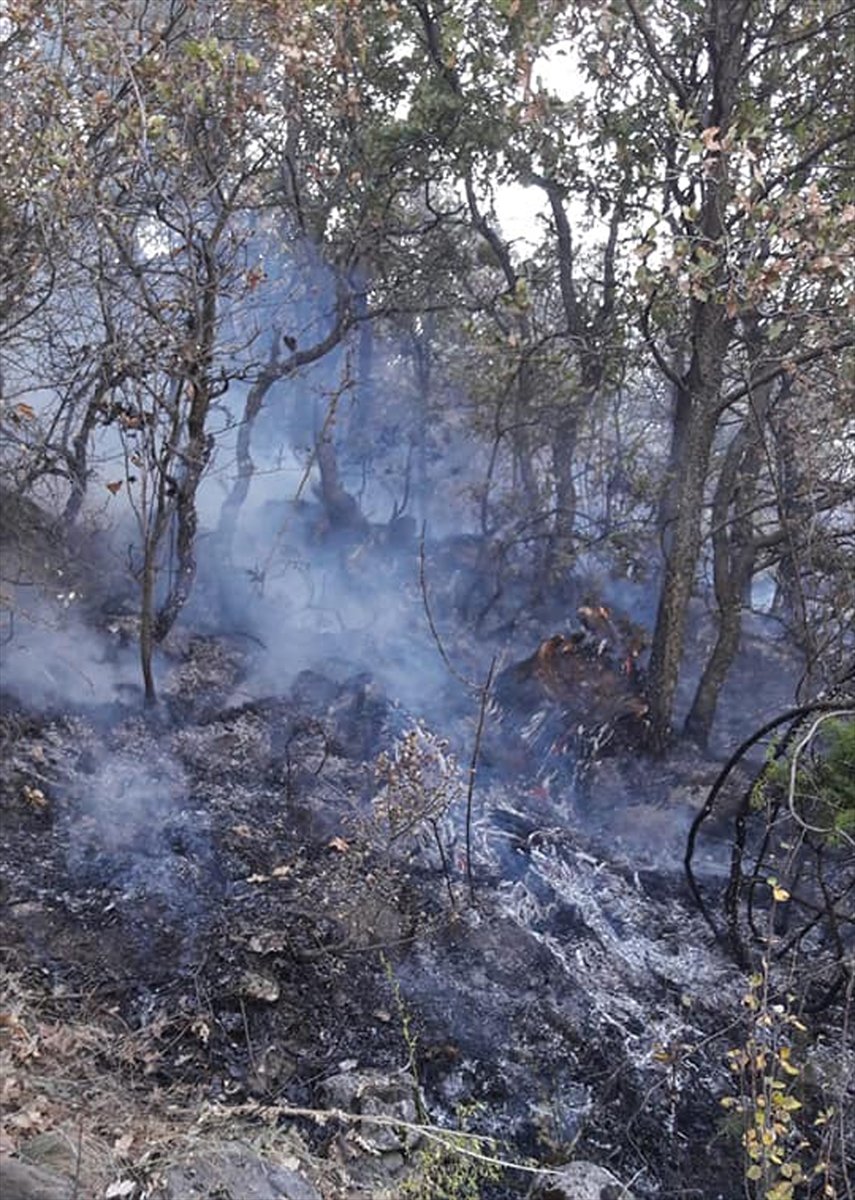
70;1119;83;1200
418;523;477;691
684;701;852;951
837;969;854;1193
258;379;347;589
239;996;257;1078
466;656;497;904
199;1099;568;1177
430;816;457;910
416;526;497;902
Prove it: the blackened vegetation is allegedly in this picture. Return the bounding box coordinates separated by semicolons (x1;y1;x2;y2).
0;513;851;1197
686;699;855;1008
1;640;754;1200
0;672;417;1079
491;604;649;791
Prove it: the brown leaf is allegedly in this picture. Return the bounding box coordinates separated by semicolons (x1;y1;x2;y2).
327;836;350;854
22;786;48;810
105;481;123;495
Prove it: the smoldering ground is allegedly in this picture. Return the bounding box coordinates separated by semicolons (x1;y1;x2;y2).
0;351;844;1200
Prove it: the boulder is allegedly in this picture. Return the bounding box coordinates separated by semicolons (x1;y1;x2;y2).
527;1159;636;1200
0;1158;74;1200
149;1142;321;1200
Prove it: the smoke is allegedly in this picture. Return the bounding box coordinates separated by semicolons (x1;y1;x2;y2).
0;589;148;713
68;750;187;865
195;491;460;719
63;748;218;964
180;338;495;720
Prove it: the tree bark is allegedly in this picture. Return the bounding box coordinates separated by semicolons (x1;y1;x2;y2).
216;353;279;554
684;325;782;745
154;242;219;643
646;394;721;751
643;0;746;750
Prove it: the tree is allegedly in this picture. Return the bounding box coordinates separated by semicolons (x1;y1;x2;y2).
2;0;852;735
557;0;855;748
1;0;314;698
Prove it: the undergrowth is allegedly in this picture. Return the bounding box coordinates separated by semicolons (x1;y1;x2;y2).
721;883;853;1200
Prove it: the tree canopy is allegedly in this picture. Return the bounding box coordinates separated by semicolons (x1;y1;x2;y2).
1;0;853;735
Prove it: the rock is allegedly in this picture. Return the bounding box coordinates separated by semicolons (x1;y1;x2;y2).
240;968;281;1003
527;1159;636;1200
149;1142;321;1200
320;1068;421;1154
0;1158;74;1200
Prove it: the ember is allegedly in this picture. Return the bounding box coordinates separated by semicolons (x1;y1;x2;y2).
493;604;649;782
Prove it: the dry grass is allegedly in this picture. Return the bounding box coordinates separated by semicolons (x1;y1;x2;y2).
0;966;333;1198
1;966;190;1194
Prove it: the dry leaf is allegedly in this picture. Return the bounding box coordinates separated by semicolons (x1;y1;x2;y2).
22;786;48;810
247;931;287;954
0;1074;23;1104
10;1105;48;1132
327;836;350;854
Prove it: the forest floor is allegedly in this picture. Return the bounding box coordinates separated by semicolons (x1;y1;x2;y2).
1;498;850;1200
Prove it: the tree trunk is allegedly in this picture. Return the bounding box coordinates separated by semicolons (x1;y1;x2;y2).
316;430;367;533
153;417;213;642
155;250;219;643
545;411;579;579
685;324;781;745
411;324;432;526
683;549;750;745
140;537;158;706
656;374;692;556
644;0;746;750
217;306;353;555
217;342;280;555
62;382;109;526
646;398;720;751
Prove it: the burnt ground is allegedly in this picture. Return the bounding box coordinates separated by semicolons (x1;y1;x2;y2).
0;624;806;1200
1;527;852;1198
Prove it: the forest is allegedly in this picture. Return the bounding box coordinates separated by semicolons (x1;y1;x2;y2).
0;2;853;1199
